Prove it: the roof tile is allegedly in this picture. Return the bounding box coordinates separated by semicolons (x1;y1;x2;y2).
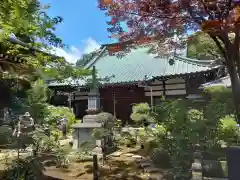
48;46;218;87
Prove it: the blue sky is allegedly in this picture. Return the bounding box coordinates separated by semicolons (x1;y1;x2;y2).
40;0;115;63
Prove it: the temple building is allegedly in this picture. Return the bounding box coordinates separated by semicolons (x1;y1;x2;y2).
47;43;223;124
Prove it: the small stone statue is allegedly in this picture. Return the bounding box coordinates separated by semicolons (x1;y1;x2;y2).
13;112;34;137
57;117;68;138
12;112;35;150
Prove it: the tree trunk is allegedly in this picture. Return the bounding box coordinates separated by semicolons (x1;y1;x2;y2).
209;31;240;123
227;55;240;123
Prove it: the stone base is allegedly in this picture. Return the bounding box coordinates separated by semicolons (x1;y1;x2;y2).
71;113;102;150
83;114;98;123
72;139;78;150
92;147;102;155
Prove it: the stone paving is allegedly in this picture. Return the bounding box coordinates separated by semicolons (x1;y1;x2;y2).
111;151;123;157
0;150;31;161
203;178;228;180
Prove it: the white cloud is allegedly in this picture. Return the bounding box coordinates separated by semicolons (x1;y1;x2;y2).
52;46;82;64
51;37;101;64
83;38;101;54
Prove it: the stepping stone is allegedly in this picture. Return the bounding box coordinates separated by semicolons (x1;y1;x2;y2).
132;155;143;159
140;162;152;168
109;173;124;179
148;173;163;180
136;159;148;164
192;172;202;180
0;153;6;160
115;173;124;178
124;153;135;157
203;178;228;180
111;151;123;157
144;166;160;173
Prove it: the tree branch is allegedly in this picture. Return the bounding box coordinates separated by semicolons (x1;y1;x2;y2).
122;11;192;20
224;0;233;19
234;25;240;74
209;35;227;61
199;0;213;20
205;48;221;59
187;5;205;25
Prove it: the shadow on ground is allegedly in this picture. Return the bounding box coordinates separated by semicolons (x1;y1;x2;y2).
128;148;173;180
84;159;145;180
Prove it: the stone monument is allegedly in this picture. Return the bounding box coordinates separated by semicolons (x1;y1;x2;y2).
72;66;102;150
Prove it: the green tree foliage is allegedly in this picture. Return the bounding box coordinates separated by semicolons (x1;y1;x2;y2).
187;32;235;62
25;79;50;123
21;79;77;129
0;0;90;83
149;86;239;179
76;51;99;68
92;112;115;143
187;32;221;60
0;0;62;47
218;115;240;146
130;103;155;148
130;103;154;125
204;86;234;120
45;105;76;131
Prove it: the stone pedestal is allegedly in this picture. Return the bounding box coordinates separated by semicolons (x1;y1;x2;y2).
72;65;102;152
227;146;240;180
72;114;102;150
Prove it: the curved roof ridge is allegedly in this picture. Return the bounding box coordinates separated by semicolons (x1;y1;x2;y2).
85;46;107;69
175;56;216;67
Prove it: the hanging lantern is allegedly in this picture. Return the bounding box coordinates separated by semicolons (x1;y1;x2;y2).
169;58;175;66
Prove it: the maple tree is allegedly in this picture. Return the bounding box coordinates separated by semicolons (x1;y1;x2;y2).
99;0;240;120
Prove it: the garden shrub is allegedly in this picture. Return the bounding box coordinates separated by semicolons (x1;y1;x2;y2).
26;79;51;124
202;86;234;148
92;112;115;140
44;105;76;131
50;128;62;141
130;103;155;149
202;160;228;178
151;147;171;168
218;115;240;146
32;125;60;153
96;112;116;125
150;86;240;179
114;119;122;133
157;100;203;179
0;125;13;145
130;103;154;125
119;131;137;147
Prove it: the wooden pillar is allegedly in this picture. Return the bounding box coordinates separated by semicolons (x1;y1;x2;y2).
93;154;99;180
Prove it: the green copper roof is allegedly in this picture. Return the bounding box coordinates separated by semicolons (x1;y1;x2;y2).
48;45;219;87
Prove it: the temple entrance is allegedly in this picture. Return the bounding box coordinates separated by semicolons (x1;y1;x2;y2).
50;95;69;107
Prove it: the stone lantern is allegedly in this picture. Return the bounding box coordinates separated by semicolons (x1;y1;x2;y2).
72;66;102;151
